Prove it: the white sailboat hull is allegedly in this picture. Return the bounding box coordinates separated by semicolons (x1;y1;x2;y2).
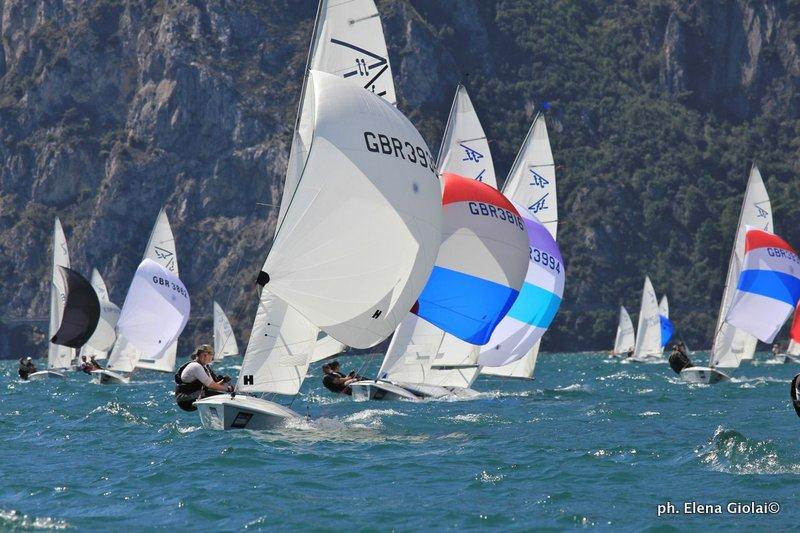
28;370;67;381
779;354;800;364
195;394;301;430
91;369;130;385
349;380;423;402
679;366;731;384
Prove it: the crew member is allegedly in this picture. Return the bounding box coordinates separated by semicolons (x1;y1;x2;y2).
174;344;232;412
321;360;361;395
18;357;36;380
79;356;93;374
89;356;104;370
668;343;693;374
791;373;800;418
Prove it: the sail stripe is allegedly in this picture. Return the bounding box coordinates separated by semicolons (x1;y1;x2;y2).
744;228;795;253
506;282;562;327
415;266;519;344
737;270;800;306
441;172;518;212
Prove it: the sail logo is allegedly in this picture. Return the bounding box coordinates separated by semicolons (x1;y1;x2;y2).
364;131;436;174
460;143;484;163
755;204;769;219
332;38;389;97
529;169;549;188
528;194;549;213
153;246;176;271
475;169;486;182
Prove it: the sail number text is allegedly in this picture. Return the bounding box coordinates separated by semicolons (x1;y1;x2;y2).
364;132;436;174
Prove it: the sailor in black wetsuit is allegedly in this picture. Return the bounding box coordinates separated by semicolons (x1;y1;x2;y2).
321;360;360;396
174;344;232;412
668;342;693;374
790;373;800;418
18;357;36;380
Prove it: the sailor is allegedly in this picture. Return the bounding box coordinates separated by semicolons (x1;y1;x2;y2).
18;357;36;380
89;355;103;370
321;360;360;395
79;355;93;374
791;373;800;418
773;343;782;359
668;343;693;375
174;344;232;412
625;349;633;359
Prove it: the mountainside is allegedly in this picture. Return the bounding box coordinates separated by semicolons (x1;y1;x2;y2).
1;0;799;357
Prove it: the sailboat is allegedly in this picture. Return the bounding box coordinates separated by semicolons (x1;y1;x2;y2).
630;276;662;362
658;295;675;349
95;258;190;384
81;268;121;362
212;301;239;360
95;208;182;383
30;218;74;380
482;113;559;380
681;165;772;384
134;208;180;373
195;0;442;429
611;306;635;357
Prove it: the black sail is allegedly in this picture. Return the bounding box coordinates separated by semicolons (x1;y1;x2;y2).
50;266;101;348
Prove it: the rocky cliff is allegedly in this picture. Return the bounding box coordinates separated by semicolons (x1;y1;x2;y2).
1;0;798;357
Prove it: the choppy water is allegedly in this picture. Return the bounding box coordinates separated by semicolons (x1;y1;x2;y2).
1;352;799;530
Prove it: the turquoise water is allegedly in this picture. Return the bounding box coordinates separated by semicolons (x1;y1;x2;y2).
1;352;798;530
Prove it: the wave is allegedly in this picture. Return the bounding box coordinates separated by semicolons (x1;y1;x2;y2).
88;402;148;426
696;426;800;475
0;509;69;530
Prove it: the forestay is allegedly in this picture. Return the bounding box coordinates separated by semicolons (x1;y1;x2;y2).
261;70;442;349
711;165;772;369
437;85;497;187
50;267;100;348
135;208;181;372
725;228;800;342
83;268;121;360
108;259;190;373
632;276;662;360
213;301;239;360
613;306;635;355
478;205;564;367
237;291;318;396
48;218;75;369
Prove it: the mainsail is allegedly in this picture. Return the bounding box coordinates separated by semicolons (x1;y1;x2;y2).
613;306;635;355
710;165;772;369
50;267;100;348
82;268;121;360
134;208;181;372
213;301;239;360
483;113;558;379
48;218;75;369
632;276;662;360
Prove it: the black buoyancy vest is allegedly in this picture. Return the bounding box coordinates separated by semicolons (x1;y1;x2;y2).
668;350;692;374
322;372;347;394
174;362;208;395
174;361;192;384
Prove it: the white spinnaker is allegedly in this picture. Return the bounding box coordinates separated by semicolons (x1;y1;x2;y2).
481;113;557;379
108;259;190;373
437;85;497;188
659;296;669;318
262;71;441;349
711;165;772;369
278;0;396;231
48;218;74;369
135;208;181;372
213;301;239;360
82;268;120;360
237;291;318;395
310;333;346;364
613;306;635;355
632;276;662;360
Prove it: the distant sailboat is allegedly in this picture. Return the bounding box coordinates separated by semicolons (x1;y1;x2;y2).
612;306;635;356
81;268;121;362
681;165;772;384
212;301;239;360
30;218;74;380
483;113;559;380
196;0;442;429
630;276;662;362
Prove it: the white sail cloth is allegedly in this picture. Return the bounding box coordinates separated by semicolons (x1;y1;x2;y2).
213;301;239;360
613;306;635;354
115;259;190;363
711;165;773;369
632;276;662;360
82;268;120;357
261;70;442;349
48;218;75;369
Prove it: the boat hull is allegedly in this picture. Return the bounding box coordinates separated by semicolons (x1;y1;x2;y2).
349;381;422;402
680;366;731;384
780;354;800;364
91;369;130;385
27;370;66;381
195;394;301;430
